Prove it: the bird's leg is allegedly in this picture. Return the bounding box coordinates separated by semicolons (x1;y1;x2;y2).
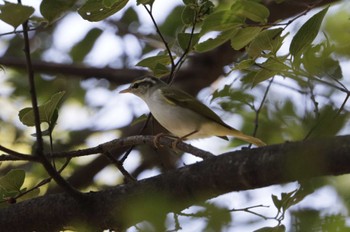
171;130;198;150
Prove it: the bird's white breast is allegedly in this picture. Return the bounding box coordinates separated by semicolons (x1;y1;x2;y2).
142;89;207;138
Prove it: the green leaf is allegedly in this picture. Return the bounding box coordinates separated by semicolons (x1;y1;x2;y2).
136;55;172;71
78;0;128;22
159;6;185;37
252;68;276;86
324;9;350;56
0;2;34;28
255;225;286;232
70;28;103;62
250;57;288;86
195;29;238;52
232;59;255;70
18;91;65;128
40;0;77;23
231;27;262;50
271;194;281;210
290;6;329;56
136;0;154;5
183;0;196;5
0;170;25;193
182;5;196;25
302;43;342;79
153;63;170;77
231;0;269;23
200;10;244;35
120;7;139;27
247;28;284;58
177;32;200;51
211;85;254;106
103;0;119;8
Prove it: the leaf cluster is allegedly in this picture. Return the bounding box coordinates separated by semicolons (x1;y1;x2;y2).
0;0;349;231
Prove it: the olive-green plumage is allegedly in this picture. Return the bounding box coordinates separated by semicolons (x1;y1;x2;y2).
120;76;265;146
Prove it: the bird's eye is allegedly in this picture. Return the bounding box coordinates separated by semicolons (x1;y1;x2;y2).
132;83;139;89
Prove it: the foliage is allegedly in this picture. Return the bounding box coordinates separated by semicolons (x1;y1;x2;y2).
0;0;349;231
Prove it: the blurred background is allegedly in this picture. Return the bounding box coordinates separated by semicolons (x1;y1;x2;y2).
0;0;350;231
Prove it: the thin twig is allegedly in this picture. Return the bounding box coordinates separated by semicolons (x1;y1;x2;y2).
143;5;175;72
335;93;350;117
19;1;83;200
103;152;136;182
169;15;198;85
20;9;44;157
251;77;274;148
119;113;153;164
307;79;320;118
0;145;37;161
230;204;274;220
0;26;38;37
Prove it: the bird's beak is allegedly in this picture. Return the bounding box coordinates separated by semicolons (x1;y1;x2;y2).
119;88;131;94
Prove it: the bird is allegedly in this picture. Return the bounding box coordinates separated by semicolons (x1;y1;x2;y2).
120;75;266;146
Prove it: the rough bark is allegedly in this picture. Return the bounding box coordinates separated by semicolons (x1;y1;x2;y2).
1;135;350;231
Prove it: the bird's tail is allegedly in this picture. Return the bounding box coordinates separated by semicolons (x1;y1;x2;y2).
230;131;266;147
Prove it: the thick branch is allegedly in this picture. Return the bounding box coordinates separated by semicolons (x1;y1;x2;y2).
0;57;147;83
1;135;350;231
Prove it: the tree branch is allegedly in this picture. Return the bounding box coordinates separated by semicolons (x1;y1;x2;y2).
1;135;350;231
0;57;147;83
49;135;214;160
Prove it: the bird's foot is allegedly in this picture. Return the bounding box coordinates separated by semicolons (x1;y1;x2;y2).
153;133;166;149
153;133;183;150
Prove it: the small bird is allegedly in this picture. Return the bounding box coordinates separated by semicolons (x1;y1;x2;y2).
120;76;266;146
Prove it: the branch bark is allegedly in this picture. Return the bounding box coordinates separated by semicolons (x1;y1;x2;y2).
1;135;350;231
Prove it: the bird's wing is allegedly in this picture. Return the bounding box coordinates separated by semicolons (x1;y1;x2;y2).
160;86;234;131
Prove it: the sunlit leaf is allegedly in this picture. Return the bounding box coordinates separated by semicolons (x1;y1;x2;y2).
252;68;276;86
231;27;262;50
0;170;25;193
247;57;288;86
231;0;269;23
0;2;34;28
78;0;128;21
290;6;329;56
200;10;244;35
302;43;342;79
232;59;255;70
136;55;168;68
196;29;237;52
103;0;119;8
247;28;284;58
324;9;350;56
18;91;65;128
